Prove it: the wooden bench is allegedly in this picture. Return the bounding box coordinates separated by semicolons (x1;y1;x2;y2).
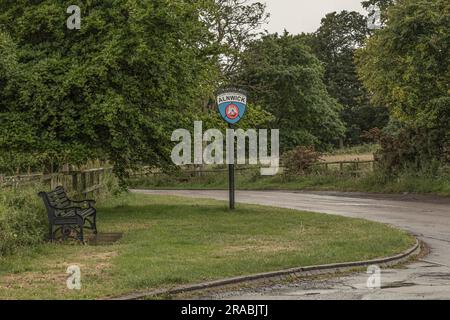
38;186;97;242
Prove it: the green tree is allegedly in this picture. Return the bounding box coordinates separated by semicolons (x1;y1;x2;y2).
362;0;395;26
0;0;218;177
204;0;269;79
310;11;389;145
236;32;345;151
362;0;395;12
356;0;450;165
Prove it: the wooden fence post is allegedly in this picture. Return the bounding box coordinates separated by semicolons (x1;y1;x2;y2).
1;167;111;193
81;172;87;198
96;170;101;197
72;172;78;195
90;171;95;198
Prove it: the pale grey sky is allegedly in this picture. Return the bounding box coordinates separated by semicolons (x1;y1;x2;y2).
260;0;367;34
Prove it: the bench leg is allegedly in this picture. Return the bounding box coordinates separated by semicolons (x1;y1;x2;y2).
78;223;84;244
49;224;54;242
93;214;98;234
85;215;98;234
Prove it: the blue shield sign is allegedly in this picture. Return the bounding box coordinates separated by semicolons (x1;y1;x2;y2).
217;90;247;125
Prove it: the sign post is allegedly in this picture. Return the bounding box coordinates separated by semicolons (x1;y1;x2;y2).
217;88;247;210
228;125;236;210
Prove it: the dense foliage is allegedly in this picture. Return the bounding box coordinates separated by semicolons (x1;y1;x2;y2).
1;0;447;179
236;32;345;151
310;11;389;145
356;0;450;168
0;0;219;177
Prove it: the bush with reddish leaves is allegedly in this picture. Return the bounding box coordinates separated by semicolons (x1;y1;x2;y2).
376;126;449;174
282;146;321;175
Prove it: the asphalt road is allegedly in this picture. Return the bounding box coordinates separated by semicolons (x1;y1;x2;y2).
133;189;450;300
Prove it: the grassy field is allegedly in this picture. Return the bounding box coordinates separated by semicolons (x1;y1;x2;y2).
129;165;450;197
324;144;380;156
319;144;378;162
320;153;374;163
0;193;414;299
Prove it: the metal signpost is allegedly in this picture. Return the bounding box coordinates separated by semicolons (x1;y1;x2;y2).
216;88;247;210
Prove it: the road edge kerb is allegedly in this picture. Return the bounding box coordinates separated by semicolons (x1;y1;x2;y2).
110;238;420;300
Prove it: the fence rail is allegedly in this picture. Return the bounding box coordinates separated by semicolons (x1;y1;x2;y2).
313;160;376;172
1;160;376;190
129;160;377;178
0;168;112;197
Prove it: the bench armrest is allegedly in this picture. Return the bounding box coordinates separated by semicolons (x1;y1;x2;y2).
55;206;85;212
70;199;96;208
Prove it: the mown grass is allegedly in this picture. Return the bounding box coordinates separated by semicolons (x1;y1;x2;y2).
129;166;450;197
0;193;414;299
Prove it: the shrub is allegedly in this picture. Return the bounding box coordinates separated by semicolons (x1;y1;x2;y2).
282;146;321;175
0;184;47;256
376;124;449;174
95;170;123;205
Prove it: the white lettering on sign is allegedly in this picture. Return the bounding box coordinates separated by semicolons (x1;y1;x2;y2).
217;93;247;105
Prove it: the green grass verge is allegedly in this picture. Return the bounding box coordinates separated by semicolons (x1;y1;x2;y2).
129;168;450;196
0;193;414;299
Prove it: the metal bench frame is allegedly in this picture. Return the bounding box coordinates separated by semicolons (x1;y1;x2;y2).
38;186;97;242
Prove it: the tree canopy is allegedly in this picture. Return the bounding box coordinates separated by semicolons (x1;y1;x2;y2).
204;0;269;79
362;0;395;11
309;10;389;145
357;0;449;130
236;32;345;151
0;0;219;176
356;0;450;165
2;0;446;177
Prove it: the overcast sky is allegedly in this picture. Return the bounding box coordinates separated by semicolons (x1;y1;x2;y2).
259;0;367;34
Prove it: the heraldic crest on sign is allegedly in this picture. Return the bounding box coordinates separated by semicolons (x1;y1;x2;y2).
217;88;247;125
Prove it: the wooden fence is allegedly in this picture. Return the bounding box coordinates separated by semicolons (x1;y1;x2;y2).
0;168;112;198
130;160;377;178
313;160;376;172
1;160;375;192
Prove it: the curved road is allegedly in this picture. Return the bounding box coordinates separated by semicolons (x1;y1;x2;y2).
133;189;450;300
